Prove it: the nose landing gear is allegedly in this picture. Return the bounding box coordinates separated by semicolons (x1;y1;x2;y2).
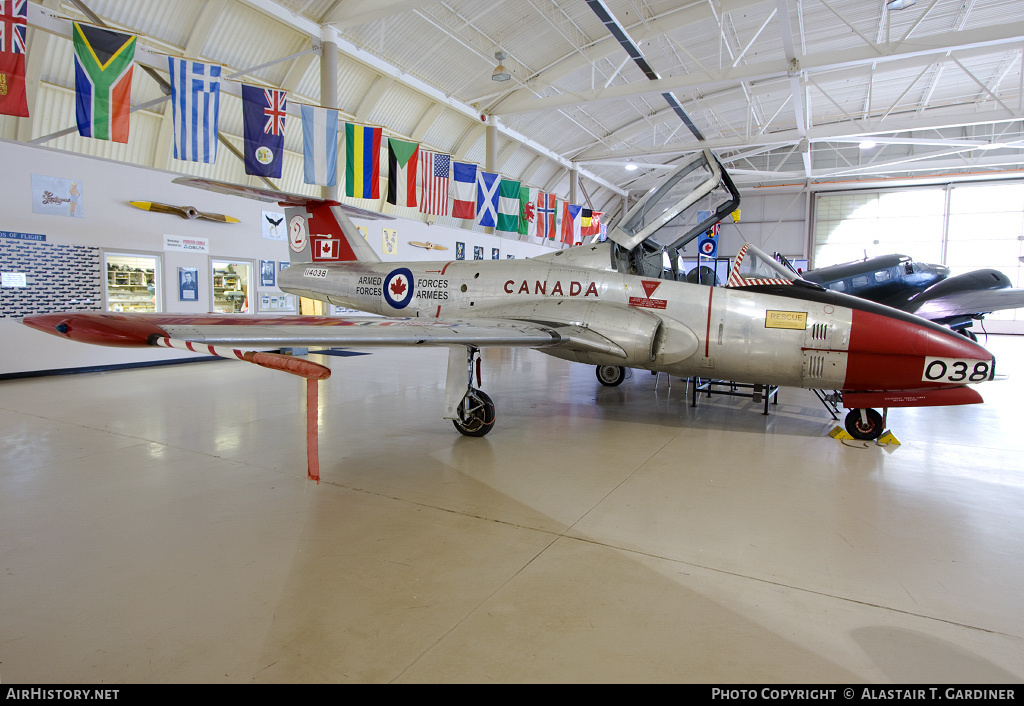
844;408;885;440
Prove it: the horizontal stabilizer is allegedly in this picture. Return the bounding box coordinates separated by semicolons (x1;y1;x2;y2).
172;177;393;221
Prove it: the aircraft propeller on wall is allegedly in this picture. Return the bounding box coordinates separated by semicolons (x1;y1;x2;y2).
409;241;448;250
129;201;240;223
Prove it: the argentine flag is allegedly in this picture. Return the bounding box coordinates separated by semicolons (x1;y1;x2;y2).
301;104;339;187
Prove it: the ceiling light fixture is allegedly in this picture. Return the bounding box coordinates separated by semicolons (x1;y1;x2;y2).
625;163;637;171
492;51;511;82
886;0;917;9
859;140;877;150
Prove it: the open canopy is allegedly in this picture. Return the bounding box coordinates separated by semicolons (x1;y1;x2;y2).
607;149;740;255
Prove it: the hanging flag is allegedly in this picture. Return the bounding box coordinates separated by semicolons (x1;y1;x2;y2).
451;161;477;219
496;178;520;233
386;137;419;207
345;123;382;199
242;84;287;178
561;202;582;245
0;0;29;118
698;222;719;257
580;209;602;238
167;57;221;163
300;104;338;186
419;150;450;216
476;170;499;228
72;22;136;143
536;192;557;240
518;186;536;239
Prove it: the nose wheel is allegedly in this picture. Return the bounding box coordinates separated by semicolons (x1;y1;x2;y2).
844;408;884;440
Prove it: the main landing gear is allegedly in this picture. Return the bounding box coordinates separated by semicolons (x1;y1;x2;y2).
844;408;885;440
454;389;496;437
595;365;627;387
448;346;496;437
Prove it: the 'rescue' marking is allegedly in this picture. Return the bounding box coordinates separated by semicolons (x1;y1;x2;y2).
765;310;807;330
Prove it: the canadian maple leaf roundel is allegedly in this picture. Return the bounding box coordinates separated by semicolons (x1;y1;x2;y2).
390;277;407;296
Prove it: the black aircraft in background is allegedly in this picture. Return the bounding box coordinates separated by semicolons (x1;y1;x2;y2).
798;254;1024;339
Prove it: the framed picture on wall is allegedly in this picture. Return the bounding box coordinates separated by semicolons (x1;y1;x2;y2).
178;267;199;302
261;260;276;287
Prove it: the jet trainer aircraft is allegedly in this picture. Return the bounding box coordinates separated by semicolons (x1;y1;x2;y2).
24;151;997;450
801;254;1024;338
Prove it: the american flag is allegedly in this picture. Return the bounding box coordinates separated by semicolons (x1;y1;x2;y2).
262;88;287;135
419;150;450;216
1;0;28;54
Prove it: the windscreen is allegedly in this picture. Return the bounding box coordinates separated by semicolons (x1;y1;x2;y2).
726;244;803;287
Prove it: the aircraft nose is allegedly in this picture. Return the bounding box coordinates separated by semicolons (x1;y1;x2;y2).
843;308;994;391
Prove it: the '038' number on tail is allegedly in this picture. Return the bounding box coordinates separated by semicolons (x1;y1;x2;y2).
922;357;992;384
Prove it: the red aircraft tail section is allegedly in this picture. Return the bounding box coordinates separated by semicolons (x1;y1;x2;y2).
172;177;386;265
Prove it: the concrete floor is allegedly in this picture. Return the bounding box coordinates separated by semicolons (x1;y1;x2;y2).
2;335;1023;683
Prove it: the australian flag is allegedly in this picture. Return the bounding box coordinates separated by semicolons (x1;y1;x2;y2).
242;84;286;178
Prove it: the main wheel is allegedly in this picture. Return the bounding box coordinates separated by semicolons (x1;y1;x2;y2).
845;408;884;440
596;365;626;387
453;390;496;437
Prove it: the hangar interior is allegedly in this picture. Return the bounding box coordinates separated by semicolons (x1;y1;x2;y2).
2;0;1024;683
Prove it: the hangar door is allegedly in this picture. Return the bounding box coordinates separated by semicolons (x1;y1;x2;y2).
813;182;1024;330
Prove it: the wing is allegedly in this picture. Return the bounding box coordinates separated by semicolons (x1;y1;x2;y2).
21;312;627;358
908;287;1024;321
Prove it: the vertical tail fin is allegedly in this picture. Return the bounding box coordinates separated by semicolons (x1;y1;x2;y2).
171;177;385;265
285;201;381;265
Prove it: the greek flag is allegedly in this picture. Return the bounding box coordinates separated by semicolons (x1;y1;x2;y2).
168;57;221;163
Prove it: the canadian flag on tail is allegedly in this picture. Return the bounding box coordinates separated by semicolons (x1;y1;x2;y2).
311;236;341;261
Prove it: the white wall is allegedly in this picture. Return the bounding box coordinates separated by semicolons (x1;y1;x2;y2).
0;140;554;375
716;189;809;260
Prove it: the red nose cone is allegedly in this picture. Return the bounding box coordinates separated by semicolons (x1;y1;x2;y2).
22;313;167;347
844;309;993;391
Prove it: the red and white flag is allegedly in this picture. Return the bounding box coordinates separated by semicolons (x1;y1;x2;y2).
311;236;341;261
419;150;450;216
0;0;30;118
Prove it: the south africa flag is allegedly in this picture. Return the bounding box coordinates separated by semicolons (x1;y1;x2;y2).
72;22;136;143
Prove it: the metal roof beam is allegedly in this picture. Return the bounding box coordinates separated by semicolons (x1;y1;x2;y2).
237;0;624;196
580;112;1024;162
494;20;1024;117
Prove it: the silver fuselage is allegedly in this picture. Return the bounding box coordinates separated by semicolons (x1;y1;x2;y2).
280;242;852;390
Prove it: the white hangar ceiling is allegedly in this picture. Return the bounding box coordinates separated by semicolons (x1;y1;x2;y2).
3;0;1024;220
